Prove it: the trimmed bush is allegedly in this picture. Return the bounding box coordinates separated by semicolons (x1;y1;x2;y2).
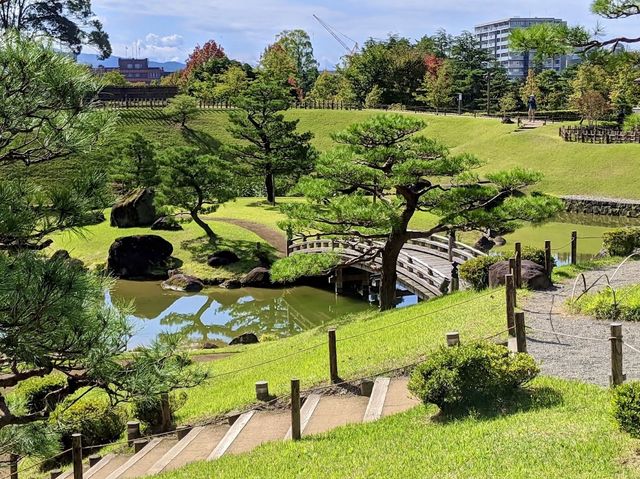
613;381;640;437
51;393;126;450
14;374;66;414
603;228;640;257
408;342;539;413
459;255;506;290
520;246;555;268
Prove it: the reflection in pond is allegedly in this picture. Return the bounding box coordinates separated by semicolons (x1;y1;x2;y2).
109;281;374;349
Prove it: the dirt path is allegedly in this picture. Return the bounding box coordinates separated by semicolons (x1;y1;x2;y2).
212;218;287;255
523;260;640;386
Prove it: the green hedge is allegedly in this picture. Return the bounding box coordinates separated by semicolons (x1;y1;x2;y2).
613;381;640;437
408;342;539;413
603;228;640;257
13;374;66;415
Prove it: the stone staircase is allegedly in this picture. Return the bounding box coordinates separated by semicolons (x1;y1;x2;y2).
56;377;419;479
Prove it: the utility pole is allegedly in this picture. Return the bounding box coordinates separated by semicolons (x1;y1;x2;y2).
457;93;462;115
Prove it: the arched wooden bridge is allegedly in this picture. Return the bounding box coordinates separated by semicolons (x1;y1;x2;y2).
287;235;486;300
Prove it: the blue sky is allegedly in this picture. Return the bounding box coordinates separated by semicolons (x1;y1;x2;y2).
91;0;638;66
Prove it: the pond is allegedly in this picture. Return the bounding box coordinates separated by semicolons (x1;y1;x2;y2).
109;281;375;349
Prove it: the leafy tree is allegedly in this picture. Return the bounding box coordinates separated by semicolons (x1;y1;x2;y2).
520;69;541;105
575;90;611;124
499;90;519;118
260;42;302;99
212;65;249;101
274;29;319;94
156;147;236;241
109;133;158;193
364;85;384;108
569;63;612;122
227;77;316;205
510;23;587;71
181;40;226;82
278;114;561;310
448;32;494;111
309;70;341;102
101;71;128;87
0;0;111;58
164;94;199;128
416;59;455;112
0;34;203;449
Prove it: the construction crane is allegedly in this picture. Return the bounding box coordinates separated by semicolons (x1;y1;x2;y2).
313;14;359;57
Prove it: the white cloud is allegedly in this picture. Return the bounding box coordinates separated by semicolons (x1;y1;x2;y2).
145;33;184;48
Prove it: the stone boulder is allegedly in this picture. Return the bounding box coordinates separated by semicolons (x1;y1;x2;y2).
107;235;173;279
229;333;259;346
220;279;241;289
488;260;552;290
110;188;157;228
493;236;507;247
151;217;183;231
208;250;240;267
240;267;271;287
474;235;495;252
161;274;204;293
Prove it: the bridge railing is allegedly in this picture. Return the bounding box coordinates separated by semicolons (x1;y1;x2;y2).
409;235;486;262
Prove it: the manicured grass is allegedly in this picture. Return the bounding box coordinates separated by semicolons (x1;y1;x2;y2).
45;209;276;280
172;289;505;423
30;109;640;199
569;284;640;322
155;377;639;479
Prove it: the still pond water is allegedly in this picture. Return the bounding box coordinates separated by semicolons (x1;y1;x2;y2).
112;212;640;349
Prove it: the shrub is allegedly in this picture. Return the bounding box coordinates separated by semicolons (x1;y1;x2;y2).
520;246;555;268
459;255;506;290
569;285;640;322
603;228;640;257
51;392;126;450
133;391;187;433
14;374;66;414
613;381;640;437
623;114;640;132
408;342;539;413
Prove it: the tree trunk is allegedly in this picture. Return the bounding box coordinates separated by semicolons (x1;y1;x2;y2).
265;172;276;205
191;210;217;241
378;236;405;311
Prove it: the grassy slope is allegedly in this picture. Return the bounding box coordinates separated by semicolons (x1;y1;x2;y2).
45;209;275;279
156;377;639;479
171;289;505;423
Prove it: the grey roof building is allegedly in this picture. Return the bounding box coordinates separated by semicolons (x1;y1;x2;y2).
474;17;581;79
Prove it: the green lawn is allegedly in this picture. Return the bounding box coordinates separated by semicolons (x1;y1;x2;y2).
155;377;639;479
45;209;276;280
31;108;640;200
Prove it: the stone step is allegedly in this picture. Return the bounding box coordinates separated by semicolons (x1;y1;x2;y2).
86;454;133;479
363;377;391;423
147;425;230;475
303;394;369;436
226;411;290;455
381;377;421;417
104;437;177;479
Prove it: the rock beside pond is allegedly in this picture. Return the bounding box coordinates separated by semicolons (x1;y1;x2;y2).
208;250;240;267
493;236;507;246
229;333;259;346
151;216;183;231
474;235;495;252
107;235;173;280
240;267;271;287
488;260;551;290
110;188;157;228
220;279;241;289
162;274;204;293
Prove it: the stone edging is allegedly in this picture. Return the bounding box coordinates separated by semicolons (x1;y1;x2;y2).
562;195;640;218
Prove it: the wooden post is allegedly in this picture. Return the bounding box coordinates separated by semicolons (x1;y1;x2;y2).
446;332;460;347
610;323;624;387
509;258;517;306
72;433;83;479
160;393;172;433
255;381;269;401
10;454;18;479
448;230;456;263
133;439;148;453
514;242;522;289
514;312;527;353
328;329;338;383
450;263;459;293
50;470;62;479
126;421;141;446
88;455;102;468
544;240;553;280
505;274;516;337
571;231;578;266
290;379;301;441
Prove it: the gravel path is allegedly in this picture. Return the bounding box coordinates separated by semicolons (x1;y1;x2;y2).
524;259;640;386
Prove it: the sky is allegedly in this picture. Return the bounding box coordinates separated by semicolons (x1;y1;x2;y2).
91;0;638;67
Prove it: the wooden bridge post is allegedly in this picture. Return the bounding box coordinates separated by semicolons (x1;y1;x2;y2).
571;231;578;266
334;268;343;294
505;274;516;337
514;242;522;288
450;263;459;293
448;230;456;263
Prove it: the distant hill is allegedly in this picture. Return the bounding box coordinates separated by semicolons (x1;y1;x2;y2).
77;53;185;72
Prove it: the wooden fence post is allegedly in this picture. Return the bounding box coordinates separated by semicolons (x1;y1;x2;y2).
328;329;338;383
10;453;18;479
446;332;460;347
505;274;516;337
126;421;140;446
72;433;83;479
514;312;527;353
514;242;522;288
255;381;269;401
610;323;624;387
544;240;553;280
571;231;578;266
290;379;301;441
